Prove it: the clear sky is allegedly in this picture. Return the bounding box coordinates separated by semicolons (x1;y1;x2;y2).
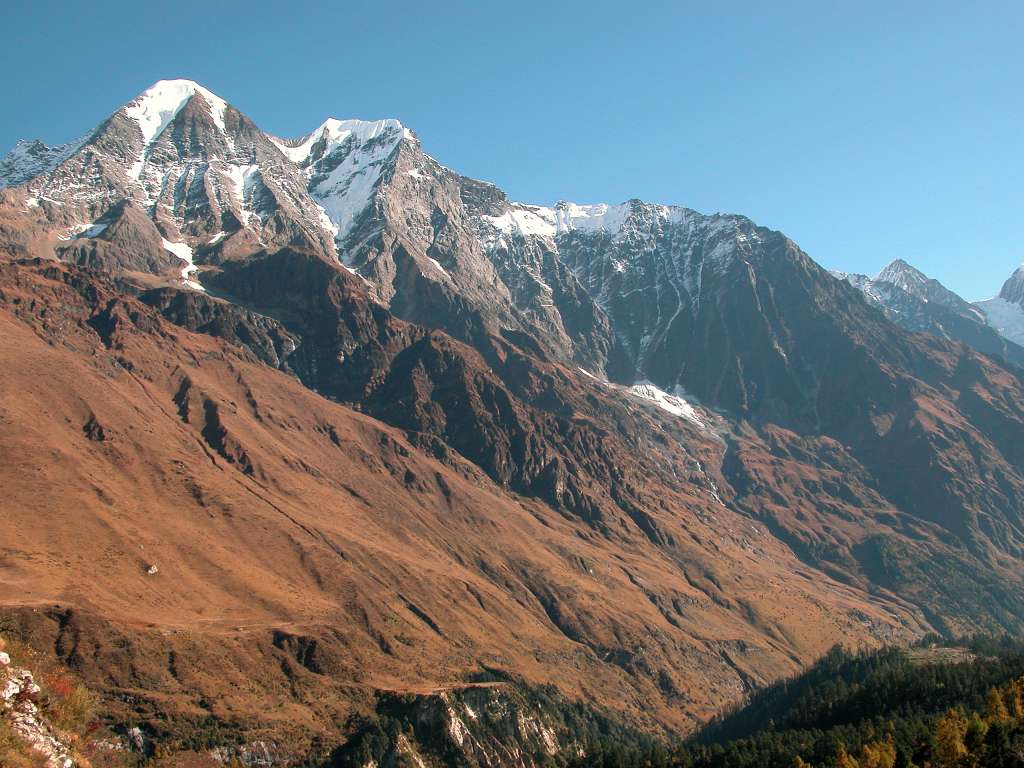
2;0;1021;299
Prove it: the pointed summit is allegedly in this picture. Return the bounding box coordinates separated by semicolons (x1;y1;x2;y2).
875;258;927;287
873;258;974;314
997;264;1024;305
123;79;229;145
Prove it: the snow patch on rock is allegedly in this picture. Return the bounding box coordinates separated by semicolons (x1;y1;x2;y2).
162;237;204;291
76;222;107;239
628;381;703;425
427;257;450;278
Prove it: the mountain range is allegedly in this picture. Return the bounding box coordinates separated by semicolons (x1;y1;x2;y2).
1;79;1024;765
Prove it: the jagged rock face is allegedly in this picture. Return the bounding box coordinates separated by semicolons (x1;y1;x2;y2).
333;685;608;768
138;287;299;372
837;261;1024;367
339;142;538;353
207;248;699;530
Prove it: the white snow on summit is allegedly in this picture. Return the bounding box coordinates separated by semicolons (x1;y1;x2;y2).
124;79;228;145
483;205;559;239
558;202;634;233
483;201;641;240
480;200;719;245
269;118;404;165
271;118;406;244
125;80;234;184
479;202;638;244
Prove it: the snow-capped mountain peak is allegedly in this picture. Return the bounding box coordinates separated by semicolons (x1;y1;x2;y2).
123;79;229;145
274;118;409;243
871;257;981;317
839;260;1024;363
875;258;925;287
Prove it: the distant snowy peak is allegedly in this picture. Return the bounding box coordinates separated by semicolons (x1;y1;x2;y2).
997;265;1024;305
840;263;1024;362
833;271;900;308
0;135;88;189
123;79;229;145
875;258;928;290
975;265;1024;347
838;262;974;319
874;258;978;317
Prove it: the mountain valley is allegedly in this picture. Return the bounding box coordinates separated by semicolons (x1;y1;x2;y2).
1;80;1023;767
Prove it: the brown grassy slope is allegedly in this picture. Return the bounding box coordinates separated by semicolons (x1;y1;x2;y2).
0;261;923;744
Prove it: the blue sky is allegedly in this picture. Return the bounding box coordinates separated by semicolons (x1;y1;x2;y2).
3;0;1021;299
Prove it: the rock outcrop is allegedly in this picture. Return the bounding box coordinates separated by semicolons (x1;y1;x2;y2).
0;640;77;768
